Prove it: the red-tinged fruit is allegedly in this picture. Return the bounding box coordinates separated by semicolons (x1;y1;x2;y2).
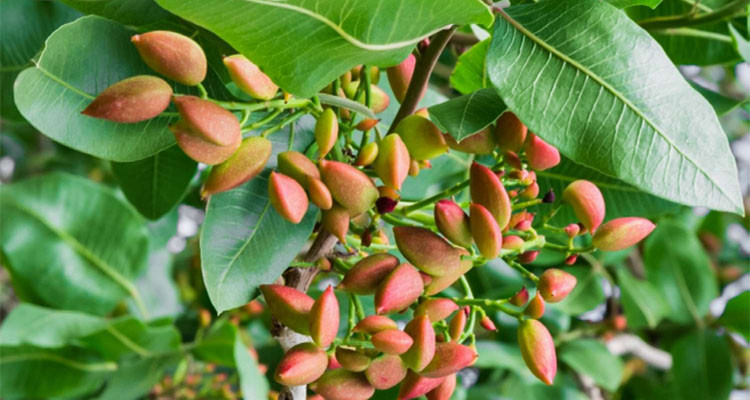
365;354;408;390
505;150;523;170
260;285;314;334
268;172;309;224
538;269;577;303
393;226;462;276
564;254;578;265
277;151;320;188
395;115;448;160
564;223;581;238
494;112;527;152
172;96;240;147
524;292;545;319
518;319;557;385
592;217;656;251
335;347;371;372
202;136;272;197
510;286;529;307
339;253;399;295
319;160;378;216
470;203;503;259
321;204;349;242
423;257;472;296
521;182;540;199
354;141;378;166
131;31;206;85
444;127;496;155
481;316;497;331
434;200;473;248
374;134;410;190
448;307;467;341
170;122;239;165
470;162;511;229
308;177;333;210
309;285;339;347
401;315;436;372
408;159;420;176
525;133;560;171
372;329;414;355
414;298;459;323
420;342;477;378
353;315;398;334
426;373;456;400
315;108;339;158
399;371;444;400
387;53;418;103
376;196;398;214
502;235;525;252
356;118;379;131
313;369;375;400
274;343;327;386
562;180;605;233
374;263;424;314
223;54;278;100
81;75;172;123
519;250;539;264
370;85;390;113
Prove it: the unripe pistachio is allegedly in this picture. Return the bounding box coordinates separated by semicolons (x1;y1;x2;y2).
423;256;472;296
268;172;309;224
370;85;391;114
509;286;529;307
395;115;448;160
507;211;530;233
387;53;418;103
172;96;240;147
393;226;461;276
378;185;400;200
321;204;349;242
420;272;433;286
564;254;578;265
340;70;353;88
444;127;496;155
414;298;459;323
519;250;539;264
223;54;278;100
307;177;333;210
260;284;314;334
592;217;656;251
365;354;407;390
502;235;525;252
401;315;436;372
335;347;371;372
494;112;527;152
564;223;581;238
504;150;523;170
470;162;511;230
525;133;560;171
202;136;272;197
81;75;172;123
398;371;445;400
319;160;378;216
562;180;605;233
372;329;414;355
274;342;327;386
408;159;420;176
317;257;332;271
315;108;339;158
356;118;380;132
375;263;424;314
521;182;540;199
420;342;478;378
131;31;206;86
426;373;456;400
376;196;398;214
313;369;374;400
328;353;342;370
374;134;410;190
170;103;241;165
277;151;320;188
309;285;339;347
434;200;473;248
470;203;503;259
354;141;378;166
538;269;577;303
448;307;467;341
517;319;557;385
353;315;398;334
338;253;400;295
481;316;497;331
524;292;545;319
515;219;532;231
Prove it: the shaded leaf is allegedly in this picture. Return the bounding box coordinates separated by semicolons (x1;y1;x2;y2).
428;88;507;141
670;330;733;400
718;291;750;341
451;39;490;95
487;0;743;214
0;173;150;316
95;354;178;400
235;327;269;400
607;0;663;8
155;0;493;97
729;21;750;62
559;339;624;391
691;82;749;116
616;268;669;330
60;0;172;26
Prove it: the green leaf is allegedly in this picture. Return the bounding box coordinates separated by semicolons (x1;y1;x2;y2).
80;318;181;360
451;39;490;95
718;291;750;341
534;156;679;223
473;341;528;371
607;0;663;8
201;118;317;314
428;88;507;141
0;345;116;399
552;265;605;316
0;173;150;316
155;0;493;97
60;0;172;26
192;320;236;366
643;220;718;325
559;339;624;391
95;354;178;400
487;0;743;214
14;16;176;162
670;330;733;400
111;145;197;220
729;21;750;62
234;327;269;400
616;268;669;330
691;82;749;116
0;0;80;120
628;1;741;66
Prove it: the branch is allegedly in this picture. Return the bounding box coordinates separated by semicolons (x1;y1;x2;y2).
388;26;458;133
606;334;673;370
638;0;749;30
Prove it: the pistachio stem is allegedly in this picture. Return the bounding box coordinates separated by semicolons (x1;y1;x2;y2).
398;179;470;215
512;198;542;210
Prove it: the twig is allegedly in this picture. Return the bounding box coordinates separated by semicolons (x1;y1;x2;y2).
638;0;749;30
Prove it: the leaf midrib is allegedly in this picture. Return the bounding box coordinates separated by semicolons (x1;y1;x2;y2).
0;352;118;372
498;8;735;206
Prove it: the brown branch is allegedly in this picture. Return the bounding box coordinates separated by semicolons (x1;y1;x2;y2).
450;31;480;46
388;26;458;133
